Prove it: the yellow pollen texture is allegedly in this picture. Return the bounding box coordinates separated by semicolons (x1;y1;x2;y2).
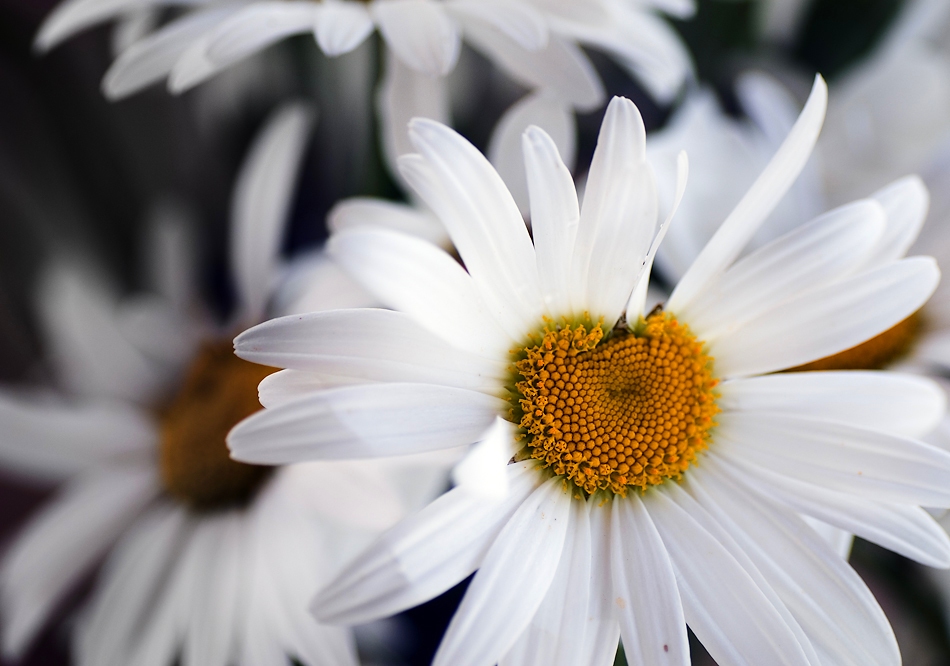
787;312;921;372
159;340;276;511
512;313;719;496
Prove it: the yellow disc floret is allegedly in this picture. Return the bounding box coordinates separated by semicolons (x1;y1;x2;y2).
510;312;719;496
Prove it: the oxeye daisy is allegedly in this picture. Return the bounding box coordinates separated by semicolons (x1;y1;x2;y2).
229;77;950;665
0;104;439;666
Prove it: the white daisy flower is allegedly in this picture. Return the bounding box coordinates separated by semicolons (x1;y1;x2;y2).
0;103;438;666
229;76;950;664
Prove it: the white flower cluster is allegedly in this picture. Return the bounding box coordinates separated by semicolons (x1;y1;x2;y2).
5;0;950;664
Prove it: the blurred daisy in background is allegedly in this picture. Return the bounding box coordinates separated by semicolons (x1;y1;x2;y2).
33;0;695;211
0;102;442;666
229;76;950;665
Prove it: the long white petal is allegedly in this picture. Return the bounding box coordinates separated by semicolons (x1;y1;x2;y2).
711;256;939;378
447;0;547;51
646;488;814;666
434;476;572;666
690;462;899;666
684;199;886;337
329;227;513;356
405;119;542;338
1;466;157;658
328;197;448;248
862;175;929;268
571;96;657;324
227;382;504;464
718;372;945;438
0;393;154;480
668;75;828;312
235;308;505;392
313;462;543;624
719;452;950;567
230;103;313;324
522;123;580;316
373;0;460;76
718;412;950;507
610;495;688;665
493;93;575;217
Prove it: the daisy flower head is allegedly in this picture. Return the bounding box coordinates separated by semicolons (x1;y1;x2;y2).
230;75;950;665
0;103;429;666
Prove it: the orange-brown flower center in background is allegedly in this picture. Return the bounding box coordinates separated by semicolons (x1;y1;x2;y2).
159;340;276;510
511;312;719;496
787;312;922;372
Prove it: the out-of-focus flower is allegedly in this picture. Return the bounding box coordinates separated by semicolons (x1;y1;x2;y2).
0;102;442;666
228;77;950;665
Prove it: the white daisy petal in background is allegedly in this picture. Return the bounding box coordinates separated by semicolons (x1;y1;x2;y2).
230;75;950;664
0;102;445;665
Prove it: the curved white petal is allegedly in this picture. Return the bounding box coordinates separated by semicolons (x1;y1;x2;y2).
571;96;657;324
271;250;377;317
1;465;157;658
374;0;460;76
328;197;448;247
313;0;374;56
235;308;505;391
329;227;513;356
710;256;940;378
669;75;828;313
447;0;547;51
492;93;575;218
862;175;930;268
405;118;542;336
433;476;571;666
313;462;543;625
610;494;688;665
718;371;945;438
227;382;504;464
231;102;314;324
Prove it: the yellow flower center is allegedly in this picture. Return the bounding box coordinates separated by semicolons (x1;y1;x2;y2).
510;312;719;496
159;340;276;510
788;312;922;372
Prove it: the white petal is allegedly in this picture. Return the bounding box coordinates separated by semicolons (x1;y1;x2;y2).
35;0;187;53
313;462;543;625
313;0;374;56
717;450;950;568
690;461;899;666
433;476;572;666
583;501;621;666
111;7;160;56
669;75;828;313
447;0;547;50
256;369;363;408
182;514;243;666
492;93;575;217
711;256;940;378
1;465;157;658
230;102;314;324
862;175;929;268
404;119;542;338
610;495;688;665
571;96;657;324
235;307;505;392
0;392;154;480
170;2;319;93
374;0;460;76
521;123;580;316
683;199;886;337
718;371;945;438
464;24;603;111
376;49;450;180
646;488;813;666
500;498;591;666
328;197;448;248
102;8;236;99
227;382;504;464
329;228;513;356
76;505;188;666
38;264;163;403
718;412;950;507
